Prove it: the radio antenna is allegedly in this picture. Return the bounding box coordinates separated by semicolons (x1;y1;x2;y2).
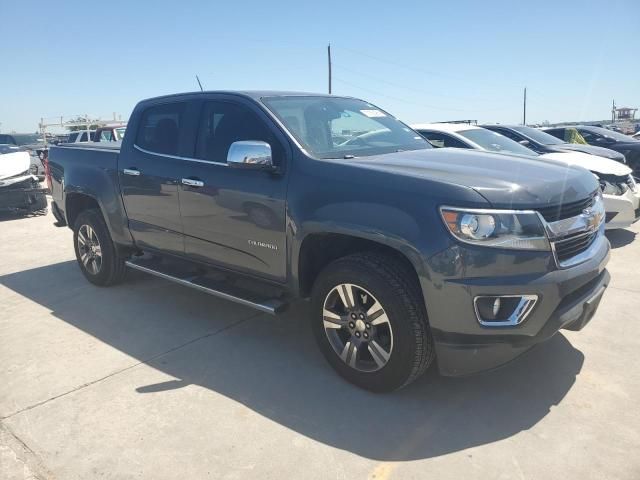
196;75;204;92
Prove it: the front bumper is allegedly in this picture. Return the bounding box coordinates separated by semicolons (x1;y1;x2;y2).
603;188;640;230
422;233;610;376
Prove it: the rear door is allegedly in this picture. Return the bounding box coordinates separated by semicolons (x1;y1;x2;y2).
177;95;289;281
119;100;197;255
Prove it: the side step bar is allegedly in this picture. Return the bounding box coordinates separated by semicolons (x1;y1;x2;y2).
125;258;288;315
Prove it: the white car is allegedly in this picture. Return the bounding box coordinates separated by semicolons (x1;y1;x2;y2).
0;145;31;180
413;123;640;230
66;130;96;143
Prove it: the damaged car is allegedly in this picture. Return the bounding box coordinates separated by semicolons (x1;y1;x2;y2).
0;145;47;214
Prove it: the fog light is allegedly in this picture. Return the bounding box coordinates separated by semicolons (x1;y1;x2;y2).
492;297;501;317
474;295;538;327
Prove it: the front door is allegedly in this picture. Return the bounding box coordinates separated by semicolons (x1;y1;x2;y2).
178;98;289;281
119;101;188;256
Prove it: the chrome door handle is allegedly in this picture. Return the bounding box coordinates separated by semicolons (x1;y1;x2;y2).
181;178;204;188
123;168;141;176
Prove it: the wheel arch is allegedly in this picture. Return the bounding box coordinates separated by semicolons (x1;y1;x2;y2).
295;228;426;299
65;192;103;229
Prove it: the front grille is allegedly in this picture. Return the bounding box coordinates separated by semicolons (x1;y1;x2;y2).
553;230;598;263
536;193;595;222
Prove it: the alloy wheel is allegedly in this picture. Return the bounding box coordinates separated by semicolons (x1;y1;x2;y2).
322;283;394;372
77;224;103;275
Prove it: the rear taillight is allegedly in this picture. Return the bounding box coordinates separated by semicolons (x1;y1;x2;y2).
44;155;52;192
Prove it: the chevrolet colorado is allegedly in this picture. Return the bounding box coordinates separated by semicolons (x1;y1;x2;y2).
48;91;610;392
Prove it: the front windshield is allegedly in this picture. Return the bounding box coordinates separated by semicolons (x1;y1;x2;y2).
262;96;430;159
458;128;537;156
585;126;639;142
512;126;565;145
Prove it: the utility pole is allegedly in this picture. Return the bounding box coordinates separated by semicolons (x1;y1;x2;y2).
612;99;616;123
523;87;527;126
327;43;332;94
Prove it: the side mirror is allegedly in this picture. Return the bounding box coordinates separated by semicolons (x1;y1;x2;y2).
518;139;530;146
227;141;275;171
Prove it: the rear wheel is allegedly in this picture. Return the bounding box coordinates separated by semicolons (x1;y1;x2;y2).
73;209;126;286
311;252;434;392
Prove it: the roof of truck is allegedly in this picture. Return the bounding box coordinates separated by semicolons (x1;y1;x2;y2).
139;90;345;103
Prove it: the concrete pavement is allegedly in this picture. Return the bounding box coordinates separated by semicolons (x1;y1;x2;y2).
1;211;639;479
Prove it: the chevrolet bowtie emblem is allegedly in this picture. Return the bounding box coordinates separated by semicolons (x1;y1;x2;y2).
582;208;598;230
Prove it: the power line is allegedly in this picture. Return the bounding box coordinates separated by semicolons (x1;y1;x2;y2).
333;77;467;112
332;61;514;109
337;45;526;90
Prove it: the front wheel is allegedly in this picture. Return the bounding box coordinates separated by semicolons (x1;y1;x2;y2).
311;252;434;392
73;209;127;286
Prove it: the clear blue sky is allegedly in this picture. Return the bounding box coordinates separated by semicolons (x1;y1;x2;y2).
1;0;638;133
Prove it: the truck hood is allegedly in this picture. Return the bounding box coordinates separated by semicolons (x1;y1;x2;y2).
540;151;631;176
353;148;598;207
552;143;625;161
0;151;31;180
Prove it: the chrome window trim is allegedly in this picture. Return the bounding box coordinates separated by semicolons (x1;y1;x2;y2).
473;294;538;327
133;144;228;166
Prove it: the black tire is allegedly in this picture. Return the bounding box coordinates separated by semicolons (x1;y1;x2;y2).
73;209;127;286
311;252;434;392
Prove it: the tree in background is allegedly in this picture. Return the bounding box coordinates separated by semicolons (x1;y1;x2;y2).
66;116;100;132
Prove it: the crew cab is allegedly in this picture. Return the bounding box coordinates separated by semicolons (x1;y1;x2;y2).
413;123;640;230
48;91;610;392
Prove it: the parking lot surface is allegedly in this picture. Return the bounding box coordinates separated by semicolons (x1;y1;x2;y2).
1;210;639;480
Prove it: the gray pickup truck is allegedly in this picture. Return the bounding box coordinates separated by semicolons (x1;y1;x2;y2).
47;91;610;392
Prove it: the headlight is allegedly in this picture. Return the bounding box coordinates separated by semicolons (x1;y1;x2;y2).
440;207;550;250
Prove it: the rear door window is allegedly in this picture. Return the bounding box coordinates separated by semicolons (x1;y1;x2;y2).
136;102;186;156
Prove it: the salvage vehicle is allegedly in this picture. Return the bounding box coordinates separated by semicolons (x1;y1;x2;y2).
48;91;610;392
543;125;640;174
0;133;47;180
414;123;640;230
480;124;626;163
0;145;47;214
